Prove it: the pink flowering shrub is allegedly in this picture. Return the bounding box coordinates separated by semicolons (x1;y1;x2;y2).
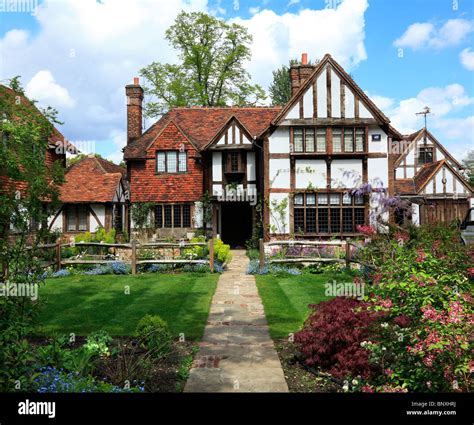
359;224;473;392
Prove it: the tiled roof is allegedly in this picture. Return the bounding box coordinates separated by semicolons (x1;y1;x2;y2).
394;179;416;195
414;160;444;192
124;107;281;159
60;157;125;203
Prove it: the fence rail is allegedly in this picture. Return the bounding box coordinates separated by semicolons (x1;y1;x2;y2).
259;238;368;270
19;239;215;275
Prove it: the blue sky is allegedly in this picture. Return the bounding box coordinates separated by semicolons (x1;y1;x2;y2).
0;0;473;163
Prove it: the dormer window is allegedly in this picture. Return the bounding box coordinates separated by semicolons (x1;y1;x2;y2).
156;150;187;173
418;147;434;165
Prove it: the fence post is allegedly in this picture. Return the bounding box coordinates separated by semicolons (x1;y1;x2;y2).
209;238;214;273
56;238;61;271
131;239;137;275
259;238;265;270
345;239;350;269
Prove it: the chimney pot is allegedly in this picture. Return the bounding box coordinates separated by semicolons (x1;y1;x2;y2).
302;53;308;65
133;77;139;85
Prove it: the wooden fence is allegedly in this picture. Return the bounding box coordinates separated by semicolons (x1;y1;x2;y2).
23;239;214;275
258;238;367;270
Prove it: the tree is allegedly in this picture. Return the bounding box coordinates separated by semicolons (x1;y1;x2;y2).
66;152;103;168
462;150;474;186
269;63;292;106
140;11;266;117
0;77;65;390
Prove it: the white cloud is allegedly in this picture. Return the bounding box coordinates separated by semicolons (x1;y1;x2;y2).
375;84;474;162
248;6;260;15
460;48;474;71
25;70;76;108
0;0;208;143
105;128;127;164
233;0;368;90
394;19;473;50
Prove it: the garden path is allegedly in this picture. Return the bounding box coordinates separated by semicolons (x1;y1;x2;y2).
184;250;288;392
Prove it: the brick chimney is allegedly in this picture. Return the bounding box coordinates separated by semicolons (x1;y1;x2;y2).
290;53;316;96
125;77;143;144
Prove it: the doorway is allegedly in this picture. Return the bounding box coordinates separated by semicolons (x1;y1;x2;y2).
220;202;253;248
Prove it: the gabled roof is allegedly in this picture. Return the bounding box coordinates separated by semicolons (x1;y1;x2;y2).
393;128;463;169
268;53;391;130
0;84;78;154
60;156;125;203
202;115;255;150
124;107;281;159
395;159;473;195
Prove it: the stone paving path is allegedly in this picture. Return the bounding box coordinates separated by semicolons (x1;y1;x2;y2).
184;250;288;392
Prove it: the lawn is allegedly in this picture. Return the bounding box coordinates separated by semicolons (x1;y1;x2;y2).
37;273;219;339
255;271;354;339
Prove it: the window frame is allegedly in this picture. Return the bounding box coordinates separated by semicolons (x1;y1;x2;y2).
65;204;89;232
293;192;366;235
417;146;434;165
155;204;192;229
155;150;188;174
291;127;366;154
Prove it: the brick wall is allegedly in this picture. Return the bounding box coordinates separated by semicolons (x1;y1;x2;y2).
129;121;203;203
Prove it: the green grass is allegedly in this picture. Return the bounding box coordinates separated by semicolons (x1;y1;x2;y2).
255;271;354;339
37;273;219;340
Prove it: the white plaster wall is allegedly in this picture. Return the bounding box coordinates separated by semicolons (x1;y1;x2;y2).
369;192;389;231
368;157;389;188
243;133;252;144
269;127;290;154
269;193;289;234
48;207;63;231
316;71;327;118
405;148;415;166
269;158;291;189
406;168;415;178
303;87;313;118
247;152;256;181
395;168;404;179
90;204;105;232
212;152;222;181
286;103;299;119
217;134;225;145
359;102;373;119
425;181;434;194
194;201;203;228
368;126;387;153
295;159;326;189
331;159;362;188
331;69;340;118
234;126;240;144
345;87;355;118
411;203;420;226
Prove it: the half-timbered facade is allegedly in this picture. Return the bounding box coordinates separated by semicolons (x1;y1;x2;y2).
49;156;129;236
123;55;473;245
392;129;473;225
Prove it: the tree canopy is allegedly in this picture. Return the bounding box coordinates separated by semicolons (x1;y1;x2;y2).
462;150;474;186
140;11;265;117
269;63;292;106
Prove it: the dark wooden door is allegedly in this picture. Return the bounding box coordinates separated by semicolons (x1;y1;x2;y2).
420;199;469;225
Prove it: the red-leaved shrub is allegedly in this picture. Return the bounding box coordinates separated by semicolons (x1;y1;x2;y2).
294;297;385;379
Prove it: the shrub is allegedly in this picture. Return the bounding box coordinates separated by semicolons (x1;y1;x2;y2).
135;315;172;359
84;330;113;357
294;297;385;380
212;238;232;263
51;269;71;278
111;261;129;275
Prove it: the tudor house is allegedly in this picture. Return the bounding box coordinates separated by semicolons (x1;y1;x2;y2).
48;156;129;236
123;55;473;246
